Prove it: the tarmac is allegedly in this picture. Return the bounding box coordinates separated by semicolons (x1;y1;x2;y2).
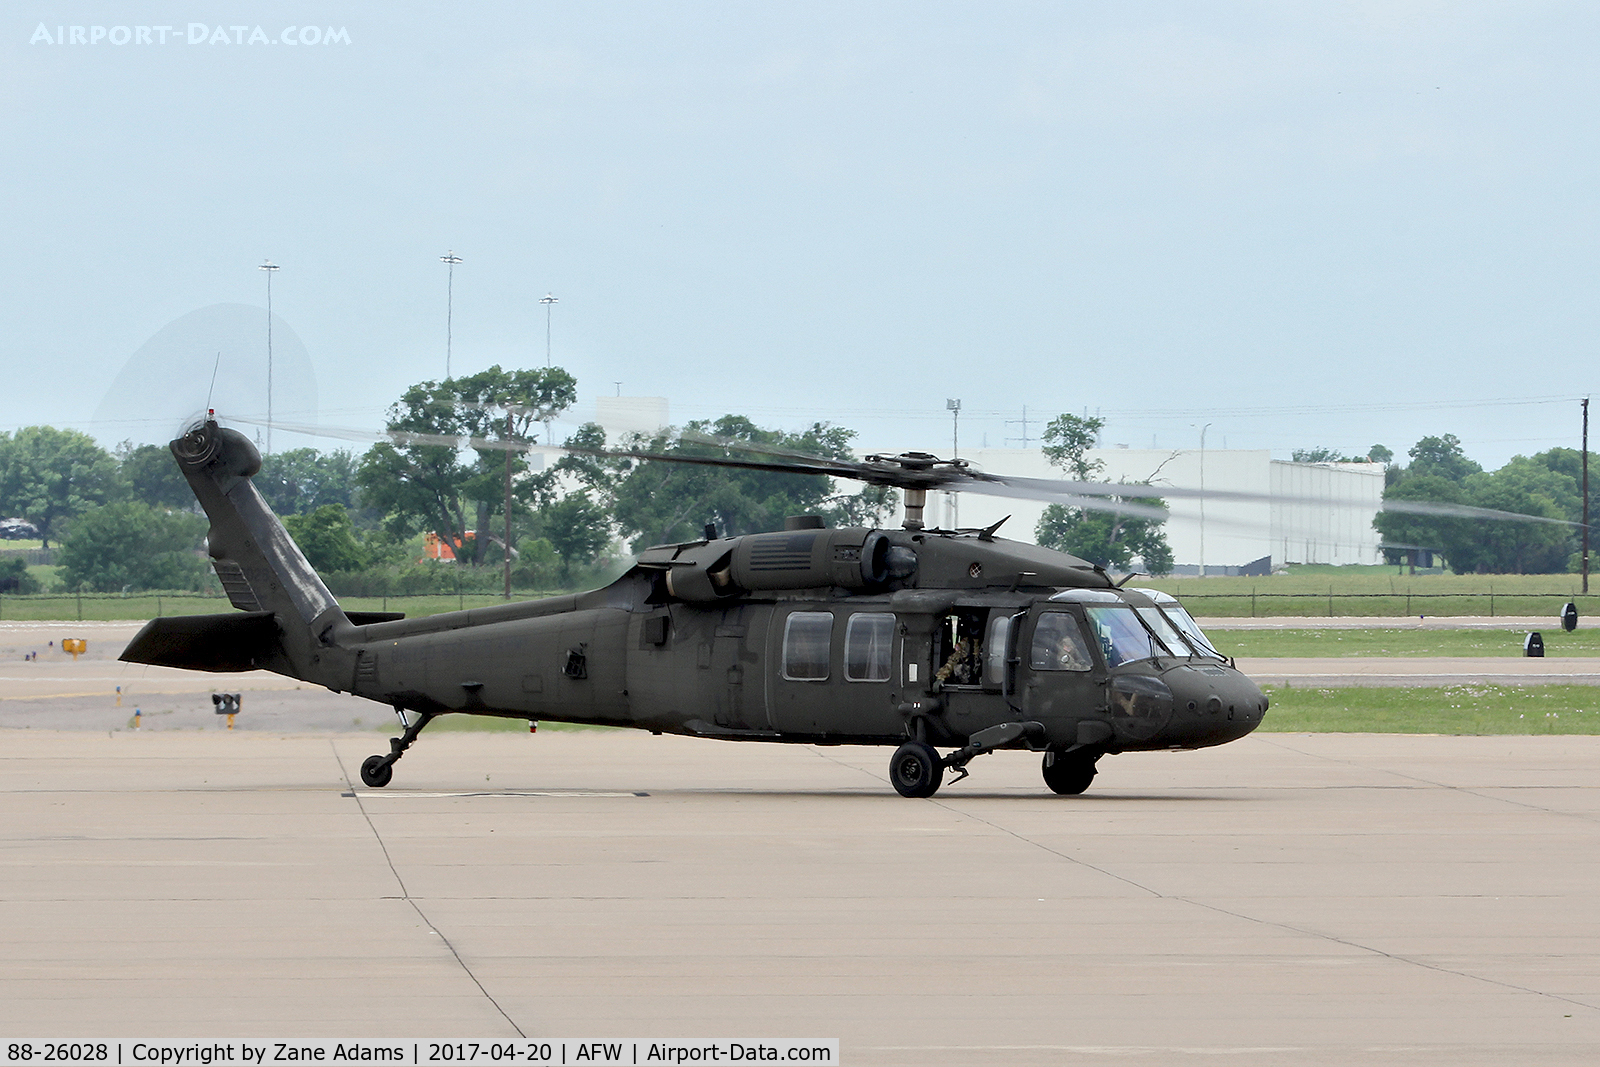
3;729;1600;1065
5;618;1600;1063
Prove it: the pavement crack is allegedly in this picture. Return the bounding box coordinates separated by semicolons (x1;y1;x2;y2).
329;739;525;1037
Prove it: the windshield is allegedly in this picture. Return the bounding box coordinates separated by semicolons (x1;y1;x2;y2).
1084;605;1166;667
1136;606;1190;656
1159;603;1224;659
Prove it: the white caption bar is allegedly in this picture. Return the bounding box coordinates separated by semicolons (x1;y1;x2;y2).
1;1042;839;1067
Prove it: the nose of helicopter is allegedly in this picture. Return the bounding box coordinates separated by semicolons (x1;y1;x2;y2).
1158;662;1269;748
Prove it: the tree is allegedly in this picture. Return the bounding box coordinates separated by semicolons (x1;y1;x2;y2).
541;491;612;579
0;558;40;594
1367;445;1394;466
588;416;896;552
1375;459;1578;574
0;427;119;548
56;503;208;591
256;448;360;516
1035;412;1171;574
1036;500;1173;574
1405;434;1481;483
357;366;576;566
281;504;368;573
1041;414;1104;481
1291;447;1365;463
117;443;194;509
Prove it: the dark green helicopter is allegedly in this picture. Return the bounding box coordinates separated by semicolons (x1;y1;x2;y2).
121;416;1267;798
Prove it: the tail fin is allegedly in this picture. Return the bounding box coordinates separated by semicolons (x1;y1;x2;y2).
121;418;351;682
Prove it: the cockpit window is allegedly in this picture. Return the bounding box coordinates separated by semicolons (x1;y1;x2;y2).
1030;612;1093;672
1158;603;1224;659
1084;605;1164;668
1136;607;1189;656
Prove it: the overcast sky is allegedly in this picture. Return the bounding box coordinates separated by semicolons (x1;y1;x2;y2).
5;2;1598;469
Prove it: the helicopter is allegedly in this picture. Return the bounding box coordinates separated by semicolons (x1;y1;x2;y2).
121;416;1268;798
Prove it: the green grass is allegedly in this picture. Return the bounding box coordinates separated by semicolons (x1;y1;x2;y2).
1259;683;1600;734
1210;628;1600;658
0;590;569;622
1140;565;1593;617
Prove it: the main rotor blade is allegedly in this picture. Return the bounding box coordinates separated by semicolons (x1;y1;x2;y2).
229;416;1584;529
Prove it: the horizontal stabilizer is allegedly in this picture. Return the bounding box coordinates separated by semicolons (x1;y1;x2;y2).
120;612;282;673
346;611;406;625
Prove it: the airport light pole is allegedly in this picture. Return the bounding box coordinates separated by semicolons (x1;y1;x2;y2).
440;251;463;378
259;261;279;452
539;293;559;443
539;293;558;367
1584;397;1590;594
947;399;961;530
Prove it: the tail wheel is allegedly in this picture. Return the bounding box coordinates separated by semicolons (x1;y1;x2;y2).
360;755;394;789
1041;750;1097;795
890;741;944;799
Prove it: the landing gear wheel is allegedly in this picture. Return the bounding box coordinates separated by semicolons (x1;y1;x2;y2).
360;755;394;789
1041;750;1096;795
890;741;945;799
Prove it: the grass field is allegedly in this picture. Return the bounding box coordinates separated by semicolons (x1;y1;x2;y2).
1258;683;1600;734
1139;564;1595;617
1209;628;1600;658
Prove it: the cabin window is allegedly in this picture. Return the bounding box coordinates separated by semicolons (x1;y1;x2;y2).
1030;612;1093;672
782;611;834;681
983;613;1012;686
844;613;895;682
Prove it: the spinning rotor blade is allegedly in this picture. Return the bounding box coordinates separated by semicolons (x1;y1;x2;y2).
226;416;1584;530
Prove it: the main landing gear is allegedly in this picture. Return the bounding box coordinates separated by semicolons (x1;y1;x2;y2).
888;729;1101;799
359;707;436;788
1041;749;1098;795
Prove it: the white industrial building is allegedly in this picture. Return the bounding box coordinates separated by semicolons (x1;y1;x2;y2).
917;448;1385;572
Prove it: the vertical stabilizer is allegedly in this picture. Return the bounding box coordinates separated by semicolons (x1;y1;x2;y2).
170;418;350;682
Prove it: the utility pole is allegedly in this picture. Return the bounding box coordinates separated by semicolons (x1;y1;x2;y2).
504;408;514;600
440;251;463;378
259;260;279;452
1585;397;1591;594
1195;423;1212;578
1005;405;1036;448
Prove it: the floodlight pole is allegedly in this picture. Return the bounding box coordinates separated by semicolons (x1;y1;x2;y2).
259;261;279;452
539;293;558;443
1584;397;1590;594
441;251;463;378
947;399;961;529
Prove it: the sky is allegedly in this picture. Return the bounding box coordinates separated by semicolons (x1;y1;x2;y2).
4;1;1599;470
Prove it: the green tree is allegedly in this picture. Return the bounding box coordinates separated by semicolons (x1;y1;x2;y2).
0;558;40;594
116;443;194;509
1036;500;1173;574
357;366;576;566
1404;434;1482;483
541;491;612;579
1035;412;1171;574
56;503;208;591
0;427;119;548
1041;414;1104;481
281;504;368;572
256;448;360;516
591;416;895;551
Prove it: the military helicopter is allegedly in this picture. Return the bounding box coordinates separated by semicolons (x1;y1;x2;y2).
121;415;1267;798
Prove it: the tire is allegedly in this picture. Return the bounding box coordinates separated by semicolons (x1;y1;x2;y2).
360;754;394;789
1041;750;1096;795
890;741;944;798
